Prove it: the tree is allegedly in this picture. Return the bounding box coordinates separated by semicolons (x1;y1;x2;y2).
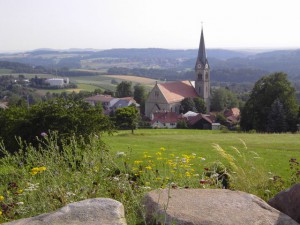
193;97;207;113
133;84;147;114
0;99;112;153
266;99;287;133
240;72;299;132
133;84;146;104
210;87;238;112
180;97;195;113
116;81;132;98
114;105;139;134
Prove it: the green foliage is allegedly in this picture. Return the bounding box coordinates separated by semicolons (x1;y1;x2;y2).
116;81;133;98
266;99;287;133
176;120;188;129
114;106;139;134
0;99;112;153
133;84;147;115
241;72;299;132
210;87;239;112
180;97;195;113
193;97;207;113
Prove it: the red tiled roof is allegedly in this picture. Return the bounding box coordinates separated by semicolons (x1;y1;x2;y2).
151;112;179;124
224;108;240;117
85;95;113;102
187;113;213;126
158;81;199;103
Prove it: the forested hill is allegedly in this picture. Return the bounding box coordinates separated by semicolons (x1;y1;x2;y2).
1;48;300;82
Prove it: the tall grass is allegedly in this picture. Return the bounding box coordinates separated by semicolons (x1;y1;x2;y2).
0;132;299;224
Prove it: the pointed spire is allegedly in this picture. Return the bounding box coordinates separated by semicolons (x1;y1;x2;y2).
195;25;208;68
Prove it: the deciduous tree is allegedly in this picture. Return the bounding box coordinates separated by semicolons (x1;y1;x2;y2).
240;72;299;132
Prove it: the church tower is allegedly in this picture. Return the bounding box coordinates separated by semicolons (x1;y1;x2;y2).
195;27;210;112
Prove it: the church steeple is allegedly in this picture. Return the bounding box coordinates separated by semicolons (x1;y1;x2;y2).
195;26;210;112
195;27;209;70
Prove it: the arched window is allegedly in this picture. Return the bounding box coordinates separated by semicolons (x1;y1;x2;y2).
198;73;203;80
205;72;209;80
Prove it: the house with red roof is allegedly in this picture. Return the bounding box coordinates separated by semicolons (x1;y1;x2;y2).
145;27;211;118
150;111;182;128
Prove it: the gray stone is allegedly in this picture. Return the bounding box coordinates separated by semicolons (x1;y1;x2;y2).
268;183;300;223
4;198;127;225
143;188;299;225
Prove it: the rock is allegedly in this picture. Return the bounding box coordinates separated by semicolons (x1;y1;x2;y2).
3;198;127;225
143;188;299;225
268;183;300;223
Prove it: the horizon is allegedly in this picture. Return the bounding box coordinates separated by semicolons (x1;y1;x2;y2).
1;0;300;52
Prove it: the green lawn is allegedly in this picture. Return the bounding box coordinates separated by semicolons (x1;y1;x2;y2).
103;129;300;178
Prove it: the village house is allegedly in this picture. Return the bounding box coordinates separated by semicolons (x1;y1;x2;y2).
150;111;182;129
84;94;139;114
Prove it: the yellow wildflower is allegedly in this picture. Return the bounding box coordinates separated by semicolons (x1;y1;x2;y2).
17;189;23;194
39;166;47;171
169;153;175;157
0;196;4;201
134;160;143;165
145;166;152;170
0;211;2;216
156;152;162;156
185;171;191;177
160;147;166;151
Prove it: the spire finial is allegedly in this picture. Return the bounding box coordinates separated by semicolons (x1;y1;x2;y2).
201;21;203;30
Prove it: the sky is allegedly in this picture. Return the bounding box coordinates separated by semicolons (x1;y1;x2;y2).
1;0;300;52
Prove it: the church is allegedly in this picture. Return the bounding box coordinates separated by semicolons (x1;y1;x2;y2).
145;28;211;118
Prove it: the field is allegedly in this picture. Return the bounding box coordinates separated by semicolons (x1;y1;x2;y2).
1;72;156;94
1;129;299;224
103;129;300;178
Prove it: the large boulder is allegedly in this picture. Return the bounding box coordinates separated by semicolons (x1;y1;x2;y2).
268;183;300;223
143;188;299;225
3;198;127;225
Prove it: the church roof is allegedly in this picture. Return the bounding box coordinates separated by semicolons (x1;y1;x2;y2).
157;80;199;103
195;28;209;68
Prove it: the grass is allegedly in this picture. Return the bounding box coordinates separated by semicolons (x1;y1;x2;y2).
103;129;300;178
0;130;299;224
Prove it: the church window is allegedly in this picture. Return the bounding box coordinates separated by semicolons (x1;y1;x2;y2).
205;72;209;80
198;73;203;80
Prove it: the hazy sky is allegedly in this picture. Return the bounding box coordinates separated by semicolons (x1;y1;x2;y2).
1;0;300;52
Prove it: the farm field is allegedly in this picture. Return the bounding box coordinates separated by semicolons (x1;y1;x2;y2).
1;72;156;93
103;129;300;178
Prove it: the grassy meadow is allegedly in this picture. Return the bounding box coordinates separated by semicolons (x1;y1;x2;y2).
103;129;300;178
0;130;299;224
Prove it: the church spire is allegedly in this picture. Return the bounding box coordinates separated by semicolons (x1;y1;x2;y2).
195;26;208;69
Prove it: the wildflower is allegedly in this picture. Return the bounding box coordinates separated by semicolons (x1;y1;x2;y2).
16;189;23;194
200;157;206;161
16;202;24;205
185;171;191;177
145;166;152;170
169;154;175;157
265;190;271;193
116;152;126;157
160;147;166;151
39;166;47;171
40;132;48;137
156;152;162;156
204;168;209;171
134;160;143;165
0;211;2;216
200;179;207;184
113;177;119;181
0;196;4;201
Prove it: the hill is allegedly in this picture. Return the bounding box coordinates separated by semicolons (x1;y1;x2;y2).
1;48;300;83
